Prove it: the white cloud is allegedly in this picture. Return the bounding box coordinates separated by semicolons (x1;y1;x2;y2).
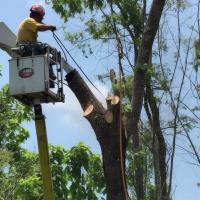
43;80;109;125
38;79;108;153
87;80;109;108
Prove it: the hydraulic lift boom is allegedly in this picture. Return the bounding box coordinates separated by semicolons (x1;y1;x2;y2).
0;22;16;56
0;22;55;200
34;103;55;200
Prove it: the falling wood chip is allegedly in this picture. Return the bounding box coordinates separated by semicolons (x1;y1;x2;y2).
105;110;113;123
83;104;94;117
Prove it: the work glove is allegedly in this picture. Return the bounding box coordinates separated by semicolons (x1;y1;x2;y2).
50;26;56;32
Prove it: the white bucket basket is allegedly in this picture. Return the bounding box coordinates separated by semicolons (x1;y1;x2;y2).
9;55;64;105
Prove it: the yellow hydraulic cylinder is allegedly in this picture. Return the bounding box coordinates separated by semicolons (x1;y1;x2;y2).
34;104;55;200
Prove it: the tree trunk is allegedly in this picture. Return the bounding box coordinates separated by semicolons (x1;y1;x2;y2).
65;70;127;200
64;1;166;200
126;1;166;200
146;83;167;200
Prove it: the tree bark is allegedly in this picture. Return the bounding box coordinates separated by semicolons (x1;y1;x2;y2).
146;83;167;200
64;1;166;200
126;1;166;200
65;70;127;200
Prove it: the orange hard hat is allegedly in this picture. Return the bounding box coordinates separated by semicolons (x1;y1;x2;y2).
30;5;45;17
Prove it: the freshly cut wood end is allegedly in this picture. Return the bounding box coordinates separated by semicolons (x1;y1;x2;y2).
83;104;94;117
106;95;120;105
111;96;120;105
106;96;113;101
105;110;113;123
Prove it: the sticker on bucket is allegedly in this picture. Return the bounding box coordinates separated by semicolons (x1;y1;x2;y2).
19;68;34;78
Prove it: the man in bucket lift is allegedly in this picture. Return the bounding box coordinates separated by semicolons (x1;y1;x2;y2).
16;4;57;87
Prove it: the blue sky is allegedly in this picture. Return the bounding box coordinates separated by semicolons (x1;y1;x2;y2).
0;0;109;154
0;1;200;200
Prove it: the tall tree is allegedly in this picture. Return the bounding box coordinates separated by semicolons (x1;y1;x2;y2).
50;0;168;199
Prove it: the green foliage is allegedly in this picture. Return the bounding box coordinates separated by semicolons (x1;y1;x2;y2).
0;148;13;170
85;18;113;40
50;0;143;58
0;149;41;200
176;0;190;9
16;175;43;200
126;128;155;200
0;142;105;200
52;0;104;22
178;114;197;132
114;0;142;33
0;84;105;199
0;85;32;152
0;84;35;199
50;1;200;200
112;75;133;113
150;64;169;91
50;143;105;200
145;184;156;200
15;151;42;200
166;0;190;10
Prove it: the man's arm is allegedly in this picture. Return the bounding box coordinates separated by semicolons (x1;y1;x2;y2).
36;24;56;32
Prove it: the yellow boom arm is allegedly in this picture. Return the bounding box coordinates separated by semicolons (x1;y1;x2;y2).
34;104;55;200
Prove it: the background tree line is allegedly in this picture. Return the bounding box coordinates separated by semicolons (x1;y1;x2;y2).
1;0;200;200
